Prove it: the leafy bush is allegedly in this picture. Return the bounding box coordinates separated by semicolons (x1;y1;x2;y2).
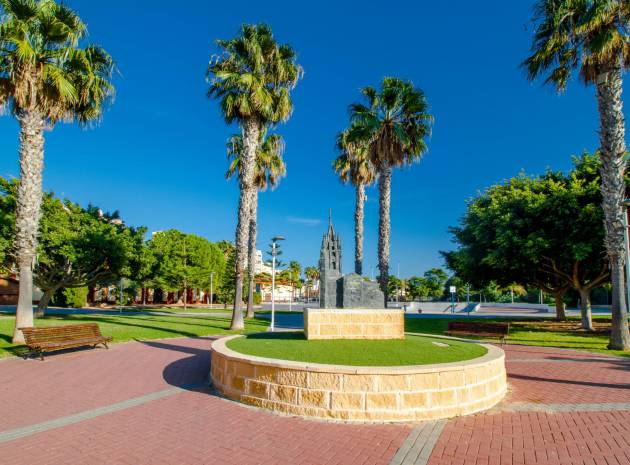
253;292;262;305
63;287;89;308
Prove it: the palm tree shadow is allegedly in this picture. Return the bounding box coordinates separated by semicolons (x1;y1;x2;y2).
510;372;630;388
136;338;218;392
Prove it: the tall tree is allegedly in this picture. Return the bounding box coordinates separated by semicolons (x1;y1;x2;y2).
207;23;302;330
226;130;286;318
443;154;611;327
304;266;319;301
333;131;377;275
346;78;433;305
523;0;630;348
287;260;301;303
0;0;115;342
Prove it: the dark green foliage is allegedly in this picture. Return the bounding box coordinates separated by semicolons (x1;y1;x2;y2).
442;153;610;303
62;287;88;308
148;230;225;293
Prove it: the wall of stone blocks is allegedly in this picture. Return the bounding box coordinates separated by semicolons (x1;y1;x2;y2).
210;336;507;423
304;309;405;340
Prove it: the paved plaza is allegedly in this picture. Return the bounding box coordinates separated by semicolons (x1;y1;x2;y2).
0;337;628;465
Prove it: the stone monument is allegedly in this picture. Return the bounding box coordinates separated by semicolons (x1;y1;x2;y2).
319;215;384;309
304;214;402;340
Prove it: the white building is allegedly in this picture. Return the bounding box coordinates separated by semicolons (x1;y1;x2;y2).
254;250;273;275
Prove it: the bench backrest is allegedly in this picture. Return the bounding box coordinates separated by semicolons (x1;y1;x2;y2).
20;323;104;345
447;321;509;335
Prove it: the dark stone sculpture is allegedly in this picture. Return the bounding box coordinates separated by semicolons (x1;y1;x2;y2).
319;215;384;309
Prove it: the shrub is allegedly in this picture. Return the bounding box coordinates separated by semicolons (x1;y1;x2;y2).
63;287;89;308
253;292;262;305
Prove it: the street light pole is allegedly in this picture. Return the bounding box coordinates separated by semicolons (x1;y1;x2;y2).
119;278;123;314
210;272;214;309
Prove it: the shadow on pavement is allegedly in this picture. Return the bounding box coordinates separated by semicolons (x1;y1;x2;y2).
138;338;217;392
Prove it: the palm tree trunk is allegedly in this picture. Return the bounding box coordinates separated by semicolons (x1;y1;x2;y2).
354;183;365;275
231;118;259;330
578;287;594;331
595;64;630;350
13;110;45;343
378;164;392;307
246;190;258;318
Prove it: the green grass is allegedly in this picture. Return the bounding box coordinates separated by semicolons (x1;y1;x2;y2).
0;314;269;358
139;307;233;314
226;331;488;366
404;317;630;358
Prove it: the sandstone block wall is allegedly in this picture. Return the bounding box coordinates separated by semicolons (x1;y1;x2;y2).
210;335;507;423
304;309;404;340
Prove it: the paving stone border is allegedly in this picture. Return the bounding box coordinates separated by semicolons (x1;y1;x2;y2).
210;334;507;422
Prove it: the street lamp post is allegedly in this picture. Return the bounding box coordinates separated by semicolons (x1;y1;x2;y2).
210;272;214;309
271;236;285;331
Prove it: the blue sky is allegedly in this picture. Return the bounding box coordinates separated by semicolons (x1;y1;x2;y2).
0;0;618;278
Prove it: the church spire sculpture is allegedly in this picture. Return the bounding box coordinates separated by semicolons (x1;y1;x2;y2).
318;211;383;309
319;211;342;307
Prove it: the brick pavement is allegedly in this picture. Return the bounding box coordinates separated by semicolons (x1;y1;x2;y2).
0;339;628;464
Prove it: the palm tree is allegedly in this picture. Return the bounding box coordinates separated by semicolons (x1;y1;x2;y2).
304;266;319;301
207;23;301;330
346;77;433;306
523;0;630;350
333;131;377;275
226;130;286;318
0;0;115;343
287;260;301;303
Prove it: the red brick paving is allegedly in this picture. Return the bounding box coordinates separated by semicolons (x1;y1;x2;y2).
0;337;214;430
0;339;629;464
0;389;410;465
503;345;630;404
428;411;630;465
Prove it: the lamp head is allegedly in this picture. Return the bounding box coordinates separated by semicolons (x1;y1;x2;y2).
272;236;285;242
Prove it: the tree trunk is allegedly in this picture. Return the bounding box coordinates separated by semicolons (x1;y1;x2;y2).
34;287;56;318
553;290;566;321
378;165;392;307
354;183;365;275
231;118;260;330
609;256;630;349
246;190;258;319
578;287;594;331
88;286;96;305
13;110;46;343
596;64;630;350
183;283;187;310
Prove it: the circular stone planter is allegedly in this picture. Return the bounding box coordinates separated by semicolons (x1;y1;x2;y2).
210;334;507;423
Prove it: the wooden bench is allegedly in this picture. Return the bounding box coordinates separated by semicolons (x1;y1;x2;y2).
444;321;509;344
20;324;112;360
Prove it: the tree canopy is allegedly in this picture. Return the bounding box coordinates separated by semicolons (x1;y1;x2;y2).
442;153;612;325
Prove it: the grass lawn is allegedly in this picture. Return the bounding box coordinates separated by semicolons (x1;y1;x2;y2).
226;331;488;366
139;307;233;314
0;314;269;358
404;316;630;358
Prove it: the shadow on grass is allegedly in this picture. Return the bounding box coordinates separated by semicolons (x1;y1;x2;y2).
41;315;263;339
239;331;305;341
